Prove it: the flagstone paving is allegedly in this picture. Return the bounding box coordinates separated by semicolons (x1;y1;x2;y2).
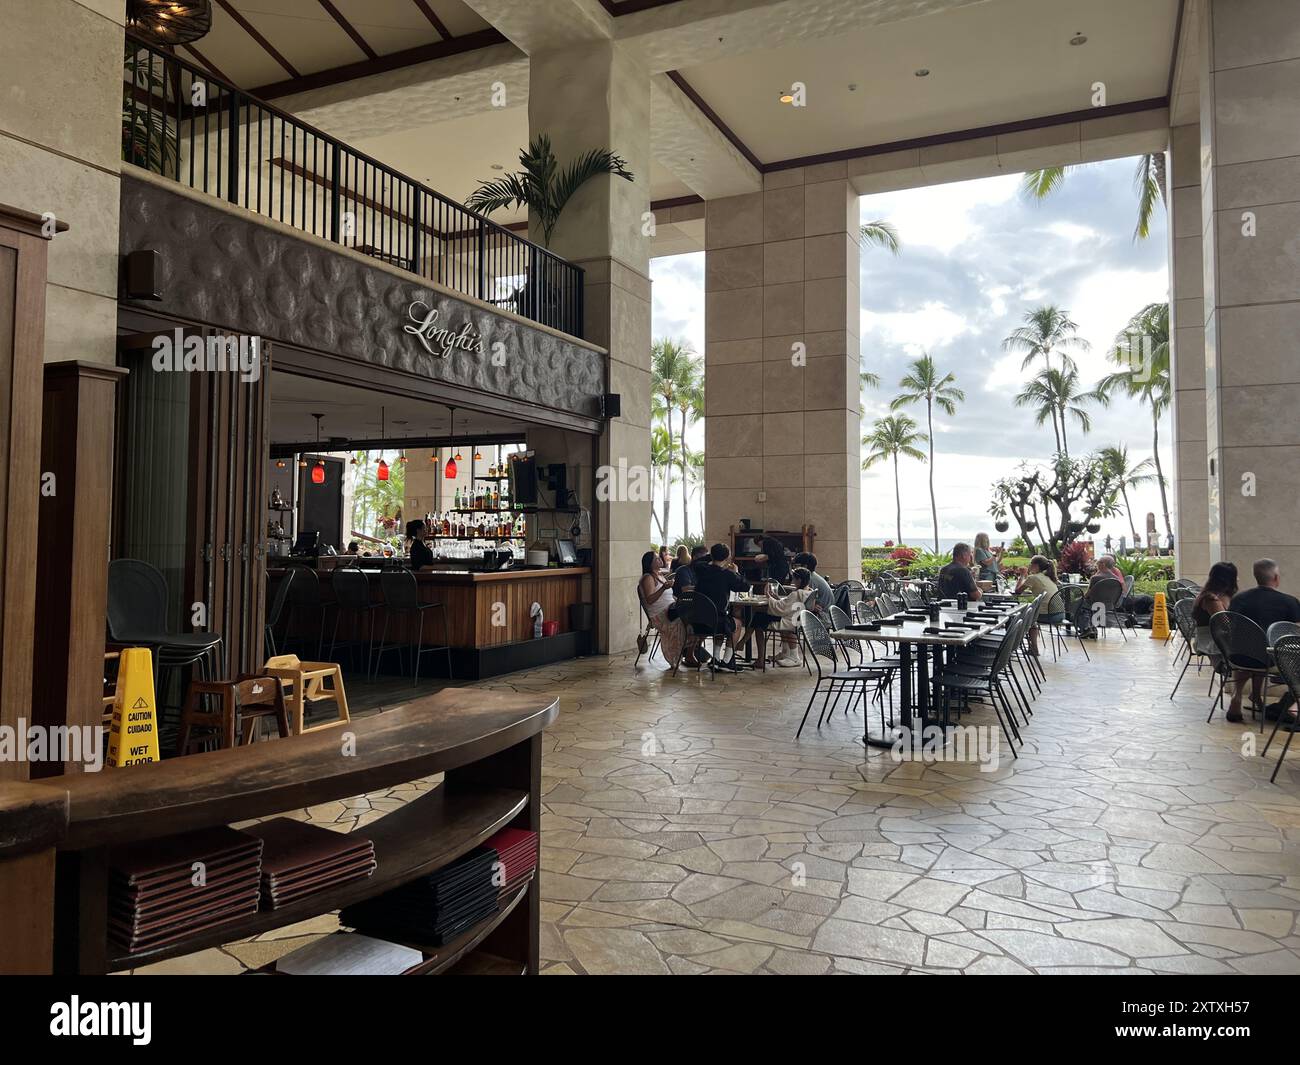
132;627;1300;975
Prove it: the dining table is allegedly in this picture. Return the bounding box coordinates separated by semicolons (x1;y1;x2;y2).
831;599;1020;749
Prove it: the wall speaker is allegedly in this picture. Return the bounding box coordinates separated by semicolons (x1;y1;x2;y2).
602;392;621;419
124;249;162;301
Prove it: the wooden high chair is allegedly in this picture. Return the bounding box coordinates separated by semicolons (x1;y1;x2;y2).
263;654;351;735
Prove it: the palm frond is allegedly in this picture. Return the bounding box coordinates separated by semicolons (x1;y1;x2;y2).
860;220;901;255
1020;166;1069;200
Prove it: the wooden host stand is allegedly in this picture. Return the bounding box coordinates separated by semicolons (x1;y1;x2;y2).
0;689;556;975
729;525;816;583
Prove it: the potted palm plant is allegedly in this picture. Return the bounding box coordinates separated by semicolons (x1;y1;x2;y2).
466;135;634;320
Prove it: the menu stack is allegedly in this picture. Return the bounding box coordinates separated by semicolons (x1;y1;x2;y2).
485;827;539;898
246;818;376;910
340;846;499;946
108;826;263;954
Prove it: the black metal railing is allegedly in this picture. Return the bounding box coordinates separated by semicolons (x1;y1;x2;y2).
122;37;585;339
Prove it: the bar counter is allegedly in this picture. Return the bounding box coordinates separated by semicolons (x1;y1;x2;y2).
269;564;591;678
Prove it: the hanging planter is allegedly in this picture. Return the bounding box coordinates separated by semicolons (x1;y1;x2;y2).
1086;522;1101;534
1023;521;1037;532
994;519;1009;533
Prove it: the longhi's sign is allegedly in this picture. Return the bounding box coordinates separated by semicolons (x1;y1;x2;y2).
404;300;485;359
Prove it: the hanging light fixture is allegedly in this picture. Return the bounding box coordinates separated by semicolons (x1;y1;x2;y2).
376;406;390;481
275;458;287;469
125;0;213;47
444;406;458;480
310;413;326;485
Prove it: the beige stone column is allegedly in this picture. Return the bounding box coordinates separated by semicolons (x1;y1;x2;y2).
703;165;861;581
0;0;123;364
1168;124;1209;580
529;41;652;653
1199;0;1300;580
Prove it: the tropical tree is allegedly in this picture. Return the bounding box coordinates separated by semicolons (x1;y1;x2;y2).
1012;366;1101;458
649;425;674;542
1094;301;1173;538
890;354;964;551
649;338;696;540
466;134;633;248
682;445;705;541
674;359;705;540
862;415;928;545
1021;153;1167;240
860;220;900;255
1001;305;1090;449
1098;444;1159;544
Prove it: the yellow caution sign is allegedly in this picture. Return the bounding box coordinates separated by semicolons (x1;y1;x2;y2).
107;647;161;767
1150;591;1170;640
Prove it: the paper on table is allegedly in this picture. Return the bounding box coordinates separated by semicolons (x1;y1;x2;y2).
275;932;424;975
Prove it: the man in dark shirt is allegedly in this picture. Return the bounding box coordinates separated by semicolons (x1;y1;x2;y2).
689;543;750;670
1227;559;1300;722
937;543;982;602
672;545;709;597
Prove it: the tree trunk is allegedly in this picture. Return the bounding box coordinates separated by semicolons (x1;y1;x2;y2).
1152;411;1173;540
1121;484;1139;543
679;406;690;541
662;406;673;540
926;397;938;552
1059;405;1069;458
893;453;902;545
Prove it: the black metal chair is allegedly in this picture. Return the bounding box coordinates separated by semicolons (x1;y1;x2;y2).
1169;597;1215;699
1087;577;1128;641
934;615;1022;757
1267;621;1300;647
634;586;661;667
107;558;224;734
327;568;380;676
372;570;453;685
1262;636;1300;782
795;612;875;739
1208;610;1274;726
285;565;327;660
685;594;731;678
828;603;896;713
1053;584;1090;661
265;567;296;659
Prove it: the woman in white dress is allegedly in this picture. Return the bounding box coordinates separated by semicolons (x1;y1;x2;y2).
639;550;685;669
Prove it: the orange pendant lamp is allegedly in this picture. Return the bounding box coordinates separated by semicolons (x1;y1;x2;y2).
310;413;326;484
444;405;458;480
376;406;390;481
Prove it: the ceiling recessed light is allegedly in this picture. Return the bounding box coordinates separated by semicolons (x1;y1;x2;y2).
848;83;858;91
490;163;504;170
914;68;930;77
1070;33;1087;45
779;90;794;104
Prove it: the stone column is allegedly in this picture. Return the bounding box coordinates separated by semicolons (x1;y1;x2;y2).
703;165;861;581
1199;0;1300;579
529;41;652;653
1168;123;1209;580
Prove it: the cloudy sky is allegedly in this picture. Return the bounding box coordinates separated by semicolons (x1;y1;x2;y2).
651;155;1173;549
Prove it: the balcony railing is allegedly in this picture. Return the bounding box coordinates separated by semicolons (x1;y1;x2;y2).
122;36;584;339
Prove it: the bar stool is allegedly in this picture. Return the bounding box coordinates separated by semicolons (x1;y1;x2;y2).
285;566;327;660
175;674;292;755
265;568;297;659
107;559;224;733
373;569;453;685
327;568;379;677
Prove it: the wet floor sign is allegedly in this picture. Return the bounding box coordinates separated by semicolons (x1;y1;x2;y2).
107;646;161;766
1150;592;1170;641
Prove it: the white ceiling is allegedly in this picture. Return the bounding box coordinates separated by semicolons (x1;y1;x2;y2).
679;0;1180;162
269;370;527;445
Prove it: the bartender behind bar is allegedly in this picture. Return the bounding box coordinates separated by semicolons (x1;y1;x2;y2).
406;518;434;570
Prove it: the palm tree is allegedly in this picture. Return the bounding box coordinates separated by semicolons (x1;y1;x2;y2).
1094;302;1173;538
862;415;928;545
1099;444;1159;544
890;354;964;551
1012;367;1099;458
650;425;674;542
1021;153;1167;241
674;359;704;540
682;445;705;540
1002;306;1090;449
466;134;633;248
860;220;900;255
650;338;696;538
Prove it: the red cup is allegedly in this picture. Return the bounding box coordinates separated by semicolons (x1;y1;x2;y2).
541;620;559;637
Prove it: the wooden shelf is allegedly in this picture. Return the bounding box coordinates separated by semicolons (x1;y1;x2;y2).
107;785;526;971
398;876;532;975
447;951;527;975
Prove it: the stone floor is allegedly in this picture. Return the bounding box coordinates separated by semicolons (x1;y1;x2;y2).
132;627;1300;975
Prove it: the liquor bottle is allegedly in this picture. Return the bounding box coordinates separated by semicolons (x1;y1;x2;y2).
442;513;450;536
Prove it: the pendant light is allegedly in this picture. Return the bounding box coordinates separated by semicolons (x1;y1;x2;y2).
125;0;213;46
376;407;390;481
275;458;286;469
310;413;326;485
444;406;458;480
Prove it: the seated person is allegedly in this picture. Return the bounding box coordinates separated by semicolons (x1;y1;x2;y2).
671;545;691;572
1224;558;1300;724
669;544;711;665
750;567;814;667
937;543;982;602
405;519;433;569
688;543;751;671
1191;561;1237;667
345;541;360;556
1093;554;1155;618
638;550;684;668
974;533;1003;583
792;552;833;615
1014;555;1062;657
755;536;791;584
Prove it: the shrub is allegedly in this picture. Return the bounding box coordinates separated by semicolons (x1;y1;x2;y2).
1058;541;1093;577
